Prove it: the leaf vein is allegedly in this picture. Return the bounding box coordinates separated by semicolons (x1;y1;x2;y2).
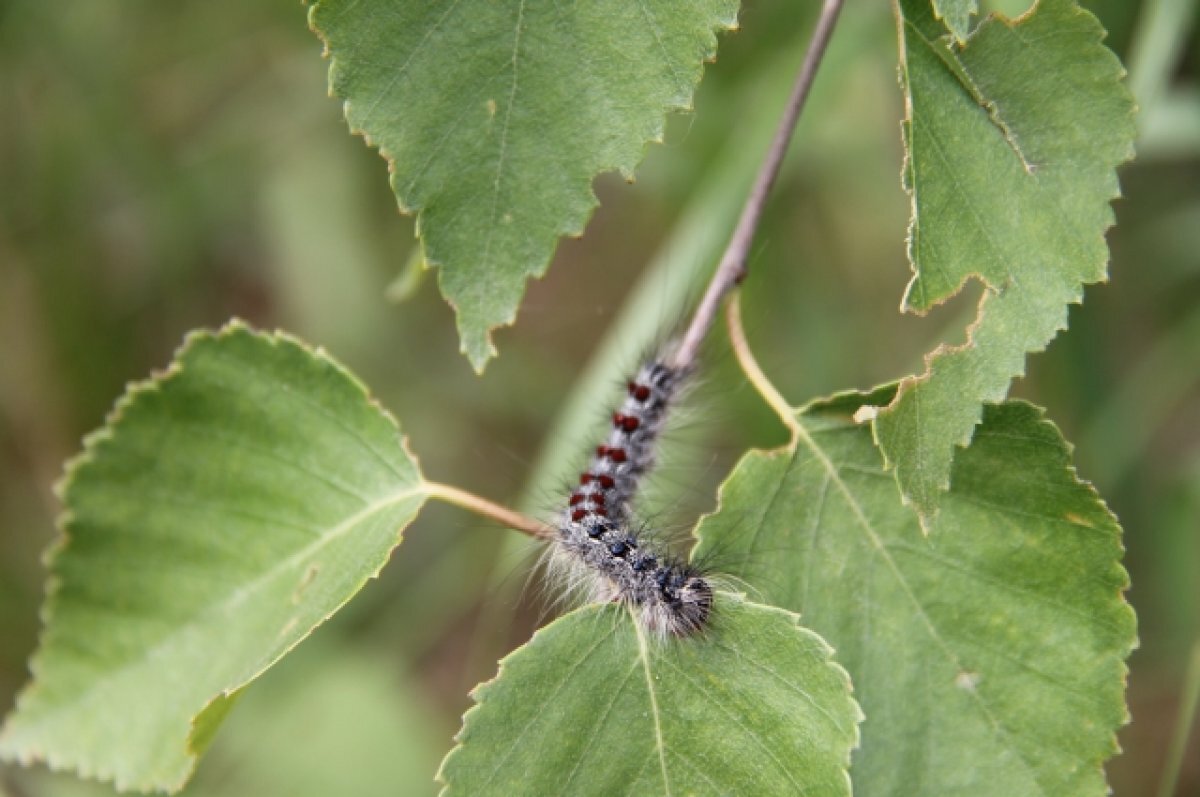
633;618;672;796
794;420;1049;793
478;619;620;789
656;654;807;794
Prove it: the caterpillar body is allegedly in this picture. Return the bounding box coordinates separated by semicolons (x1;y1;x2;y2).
554;353;713;637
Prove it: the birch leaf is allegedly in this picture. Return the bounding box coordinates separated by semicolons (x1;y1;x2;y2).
439;596;861;796
0;323;428;792
308;0;739;371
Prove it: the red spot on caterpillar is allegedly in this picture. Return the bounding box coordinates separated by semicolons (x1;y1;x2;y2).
613;413;640;432
555;348;709;636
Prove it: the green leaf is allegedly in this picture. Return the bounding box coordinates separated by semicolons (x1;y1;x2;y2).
307;0;739;372
438;596;861;796
876;0;1135;522
695;392;1135;795
0;322;428;792
932;0;978;42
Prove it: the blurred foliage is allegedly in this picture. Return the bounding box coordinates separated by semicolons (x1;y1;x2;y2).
0;0;1195;794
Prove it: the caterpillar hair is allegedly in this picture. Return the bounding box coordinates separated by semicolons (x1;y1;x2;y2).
552;348;713;637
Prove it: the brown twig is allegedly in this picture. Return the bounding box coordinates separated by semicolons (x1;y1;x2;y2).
669;0;846;370
424;481;553;540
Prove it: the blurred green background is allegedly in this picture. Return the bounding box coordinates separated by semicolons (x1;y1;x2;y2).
1;0;1196;794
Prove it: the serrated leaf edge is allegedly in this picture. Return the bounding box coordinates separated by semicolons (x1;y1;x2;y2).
931;0;978;43
964;399;1138;787
882;0;1136;523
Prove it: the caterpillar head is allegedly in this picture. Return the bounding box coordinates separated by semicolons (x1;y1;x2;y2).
671;575;714;636
647;570;713;637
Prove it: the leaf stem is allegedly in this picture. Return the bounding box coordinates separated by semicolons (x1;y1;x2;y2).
725;292;800;441
424;481;553;541
669;0;846;370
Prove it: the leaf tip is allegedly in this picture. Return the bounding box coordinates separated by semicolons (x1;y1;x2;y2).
931;0;977;43
460;327;499;375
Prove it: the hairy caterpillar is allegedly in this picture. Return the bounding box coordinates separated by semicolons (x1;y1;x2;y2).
552;351;713;637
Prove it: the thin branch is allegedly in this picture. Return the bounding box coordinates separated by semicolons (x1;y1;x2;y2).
424;481;554;541
725;292;800;440
669;0;846;370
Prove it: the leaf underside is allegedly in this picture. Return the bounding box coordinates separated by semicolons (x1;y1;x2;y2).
308;0;739;371
438;596;861;797
876;0;1135;522
0;323;427;792
695;391;1135;796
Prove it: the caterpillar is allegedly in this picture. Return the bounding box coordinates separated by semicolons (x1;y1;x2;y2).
553;352;713;637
